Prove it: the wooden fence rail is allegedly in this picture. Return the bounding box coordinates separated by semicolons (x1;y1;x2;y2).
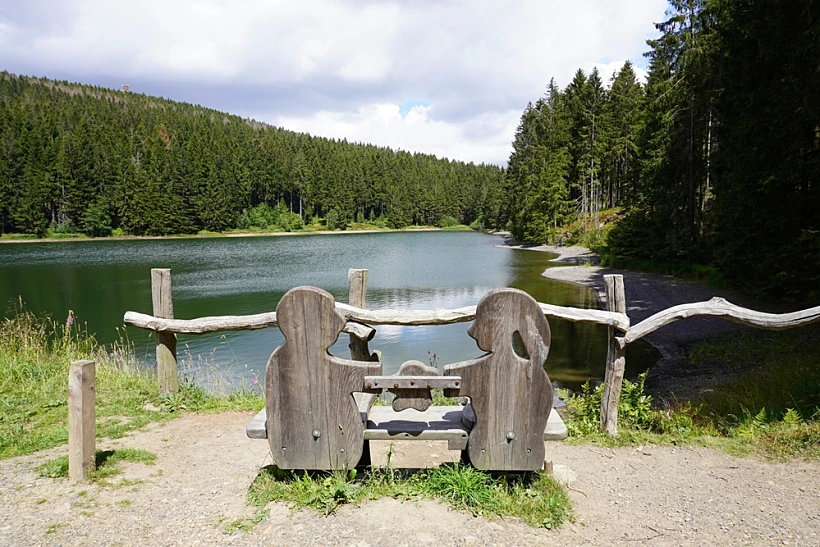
619;296;820;348
123;268;820;437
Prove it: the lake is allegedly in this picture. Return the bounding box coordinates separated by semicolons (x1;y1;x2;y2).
0;231;657;391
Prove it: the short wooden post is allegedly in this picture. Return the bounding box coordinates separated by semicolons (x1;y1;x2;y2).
69;360;96;481
152;268;179;395
348;269;378;467
601;274;626;437
348;269;373;362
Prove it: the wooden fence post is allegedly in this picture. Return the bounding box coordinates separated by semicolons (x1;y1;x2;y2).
348;268;378;467
69;360;95;481
601;274;626;437
348;269;375;362
152;268;178;395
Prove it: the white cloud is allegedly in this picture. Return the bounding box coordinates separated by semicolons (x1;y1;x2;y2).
0;0;668;165
276;103;520;165
594;59;650;84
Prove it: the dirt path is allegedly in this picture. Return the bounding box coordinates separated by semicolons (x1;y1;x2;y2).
1;412;818;546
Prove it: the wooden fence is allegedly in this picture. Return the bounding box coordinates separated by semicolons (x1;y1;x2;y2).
124;268;820;437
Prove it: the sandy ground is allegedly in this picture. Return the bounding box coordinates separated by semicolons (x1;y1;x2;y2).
1;412;817;546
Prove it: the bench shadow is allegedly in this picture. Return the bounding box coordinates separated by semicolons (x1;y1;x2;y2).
94;449;117;468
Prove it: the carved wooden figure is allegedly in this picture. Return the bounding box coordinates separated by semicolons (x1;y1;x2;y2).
444;288;553;471
265;286;381;470
389;360;441;412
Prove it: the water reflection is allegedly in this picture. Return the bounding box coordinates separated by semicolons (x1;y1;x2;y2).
0;232;658;391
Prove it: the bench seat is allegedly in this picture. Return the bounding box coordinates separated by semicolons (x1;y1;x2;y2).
246;404;568;450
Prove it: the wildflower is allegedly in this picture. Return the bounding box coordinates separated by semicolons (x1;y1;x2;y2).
66;310;74;327
253;375;259;385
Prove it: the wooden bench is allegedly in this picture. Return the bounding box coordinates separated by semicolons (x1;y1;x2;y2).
248;286;567;472
246;400;568;448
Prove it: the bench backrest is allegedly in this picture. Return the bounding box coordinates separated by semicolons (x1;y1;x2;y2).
264;285;553;472
265;286;381;469
445;288;553;471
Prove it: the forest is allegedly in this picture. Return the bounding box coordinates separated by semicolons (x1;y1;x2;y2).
1;0;817;298
0;74;504;237
505;0;819;297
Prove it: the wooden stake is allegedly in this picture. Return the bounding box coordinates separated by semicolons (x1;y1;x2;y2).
152;268;178;395
601;274;626;437
347;269;374;362
69;360;95;481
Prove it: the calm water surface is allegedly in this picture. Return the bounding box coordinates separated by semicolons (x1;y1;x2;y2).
0;232;657;390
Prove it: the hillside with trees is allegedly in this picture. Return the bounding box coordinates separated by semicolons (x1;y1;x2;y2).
504;0;819;297
0;73;505;237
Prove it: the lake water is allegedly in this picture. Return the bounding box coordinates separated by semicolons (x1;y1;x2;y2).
0;231;657;391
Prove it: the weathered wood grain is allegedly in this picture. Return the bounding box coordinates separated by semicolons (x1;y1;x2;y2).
444;288;553;471
246;408;268;440
601;274;626;437
122;310;375;341
363;375;462;390
387;360;442;412
125;299;628;335
335;302;630;330
248;396;375;440
249;404;567;445
68;360;96;481
151;268;178;395
461;404;568;441
619;297;820;348
265;286;381;470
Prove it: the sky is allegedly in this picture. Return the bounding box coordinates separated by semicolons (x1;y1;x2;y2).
0;0;669;166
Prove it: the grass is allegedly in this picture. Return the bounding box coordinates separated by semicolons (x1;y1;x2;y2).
689;329;820;421
36;447;157;480
600;255;729;289
560;326;820;460
0;303;263;460
247;462;572;529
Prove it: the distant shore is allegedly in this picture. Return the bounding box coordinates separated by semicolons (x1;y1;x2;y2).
0;226;458;244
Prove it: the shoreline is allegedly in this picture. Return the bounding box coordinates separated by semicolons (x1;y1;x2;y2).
501;240;767;404
0;226;452;244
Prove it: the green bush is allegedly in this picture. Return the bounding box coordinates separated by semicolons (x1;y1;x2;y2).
325;209;340;230
278;211;304;232
564;372;695;437
439;215;459;228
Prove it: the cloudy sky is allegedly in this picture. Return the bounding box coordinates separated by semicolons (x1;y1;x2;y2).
0;0;668;166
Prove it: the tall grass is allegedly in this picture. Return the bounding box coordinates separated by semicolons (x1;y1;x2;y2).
561;326;820;459
0;303;263;459
690;329;820;421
